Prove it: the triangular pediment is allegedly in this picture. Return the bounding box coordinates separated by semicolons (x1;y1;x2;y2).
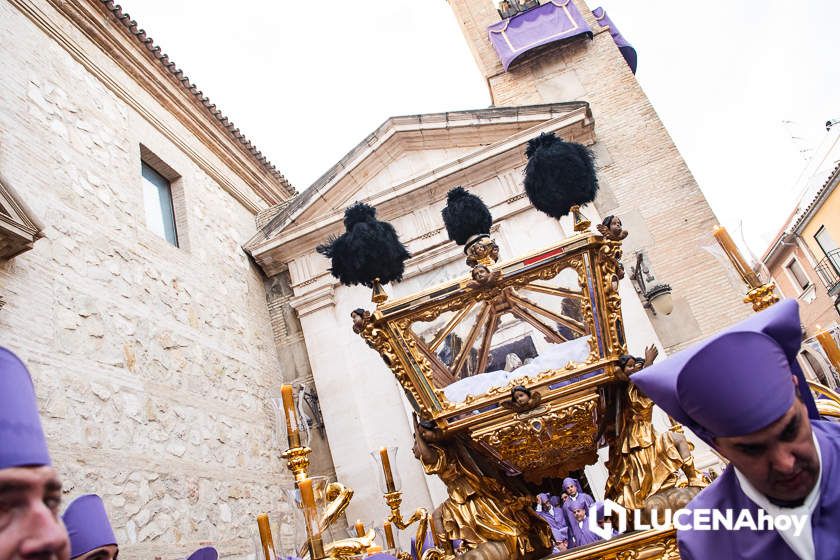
0;175;44;259
249;102;592;246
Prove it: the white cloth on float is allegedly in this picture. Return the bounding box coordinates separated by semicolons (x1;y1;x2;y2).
443;336;591;403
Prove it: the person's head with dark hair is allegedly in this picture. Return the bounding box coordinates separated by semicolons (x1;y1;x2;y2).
604;216;623;236
511;385;531;406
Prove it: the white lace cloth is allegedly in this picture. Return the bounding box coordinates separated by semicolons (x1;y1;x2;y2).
442;336;591;403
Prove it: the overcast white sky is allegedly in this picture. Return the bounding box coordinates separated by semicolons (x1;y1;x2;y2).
125;1;839;255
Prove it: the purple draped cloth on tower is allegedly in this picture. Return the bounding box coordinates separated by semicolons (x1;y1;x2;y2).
591;7;637;73
487;0;591;71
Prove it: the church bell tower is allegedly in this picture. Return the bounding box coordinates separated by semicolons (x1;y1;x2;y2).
449;0;750;351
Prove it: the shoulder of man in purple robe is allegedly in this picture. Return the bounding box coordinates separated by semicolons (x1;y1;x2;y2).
678;419;840;560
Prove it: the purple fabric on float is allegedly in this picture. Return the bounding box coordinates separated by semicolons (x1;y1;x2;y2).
410;531;435;560
631;299;818;445
366;554;400;560
0;347;51;469
487;0;591;70
591;7;637;73
678;420;840;559
62;494;117;558
187;547;218;560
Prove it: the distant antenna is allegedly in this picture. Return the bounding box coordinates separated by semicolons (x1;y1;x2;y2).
781;120;812;161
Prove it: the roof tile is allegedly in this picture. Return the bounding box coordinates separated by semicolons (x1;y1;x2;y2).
101;1;295;195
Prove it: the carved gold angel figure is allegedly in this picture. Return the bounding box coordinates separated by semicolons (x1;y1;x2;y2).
596;215;628;241
500;385;542;415
412;416;552;560
605;345;705;512
466;265;501;290
351;308;371;334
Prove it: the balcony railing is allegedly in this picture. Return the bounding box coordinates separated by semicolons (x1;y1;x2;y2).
815;249;840;296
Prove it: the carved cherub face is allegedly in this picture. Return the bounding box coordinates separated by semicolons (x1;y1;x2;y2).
512;388;531;406
473;240;490;258
417;423;443;443
608;217;623;238
472;265;490;283
489;242;499;261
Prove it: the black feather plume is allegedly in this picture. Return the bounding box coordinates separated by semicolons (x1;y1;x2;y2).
523;132;598;219
441;187;492;246
316;202;410;288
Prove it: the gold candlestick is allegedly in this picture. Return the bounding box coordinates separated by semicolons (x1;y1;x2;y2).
281;384;302;449
354;520;366;538
379;447;397;493
713;225;779;312
281;445;312;482
713;225;761;288
383;520;396;549
299;477;327;560
383;491;437;557
816;328;840;370
257;513;276;560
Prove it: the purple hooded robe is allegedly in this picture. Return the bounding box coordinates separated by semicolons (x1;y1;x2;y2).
535;493;567;542
561;478;595;548
632;300;840;559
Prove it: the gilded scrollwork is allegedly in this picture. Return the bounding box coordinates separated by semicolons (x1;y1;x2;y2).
472;396;599;480
359;321;429;416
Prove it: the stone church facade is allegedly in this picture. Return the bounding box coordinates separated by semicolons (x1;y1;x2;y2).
1;0;294;557
1;0;746;558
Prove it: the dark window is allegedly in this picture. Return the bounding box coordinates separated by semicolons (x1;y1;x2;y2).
786;258;811;291
141;161;178;246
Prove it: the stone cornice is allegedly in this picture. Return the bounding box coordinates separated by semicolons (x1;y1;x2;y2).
8;0;293;213
251;102;590;243
0;175;45;259
289;284;336;318
248;107;593;275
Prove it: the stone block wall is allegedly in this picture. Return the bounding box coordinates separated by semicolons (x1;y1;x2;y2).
264;271;337;480
0;2;291;558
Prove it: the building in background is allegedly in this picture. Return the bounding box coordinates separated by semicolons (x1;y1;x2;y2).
0;0;296;557
1;0;803;557
246;0;750;532
762;122;840;387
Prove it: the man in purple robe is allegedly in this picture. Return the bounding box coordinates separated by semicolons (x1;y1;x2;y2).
568;505;602;547
633;299;840;560
0;347;70;559
62;494;118;559
535;493;567;544
560;478;594;547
